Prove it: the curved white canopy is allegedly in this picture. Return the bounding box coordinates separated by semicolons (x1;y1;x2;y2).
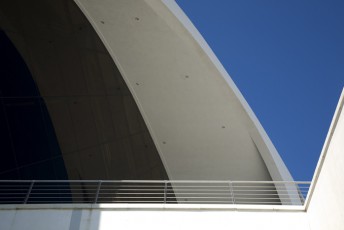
75;0;293;182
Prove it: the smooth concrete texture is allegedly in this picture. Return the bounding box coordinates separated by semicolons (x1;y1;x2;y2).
306;89;344;230
0;208;309;230
74;0;293;182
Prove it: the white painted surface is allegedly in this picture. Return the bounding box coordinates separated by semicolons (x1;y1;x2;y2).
306;89;344;230
0;207;309;230
73;0;293;183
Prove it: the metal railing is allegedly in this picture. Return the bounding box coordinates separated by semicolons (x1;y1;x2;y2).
0;180;310;205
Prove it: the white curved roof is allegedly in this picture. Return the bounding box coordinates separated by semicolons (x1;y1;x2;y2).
75;0;293;181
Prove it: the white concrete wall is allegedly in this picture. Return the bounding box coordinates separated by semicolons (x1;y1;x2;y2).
0;206;309;230
306;89;344;230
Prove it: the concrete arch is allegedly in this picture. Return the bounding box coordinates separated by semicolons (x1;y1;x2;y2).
74;0;294;182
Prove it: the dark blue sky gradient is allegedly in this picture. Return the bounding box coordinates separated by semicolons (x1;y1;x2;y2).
176;0;344;180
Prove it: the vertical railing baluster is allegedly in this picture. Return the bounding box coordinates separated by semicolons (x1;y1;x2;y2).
94;180;102;204
163;181;167;204
24;180;35;204
298;182;305;205
229;181;235;204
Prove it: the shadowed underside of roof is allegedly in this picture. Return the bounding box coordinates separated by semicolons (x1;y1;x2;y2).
0;0;292;183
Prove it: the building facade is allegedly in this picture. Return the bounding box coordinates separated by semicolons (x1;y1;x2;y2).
0;0;343;229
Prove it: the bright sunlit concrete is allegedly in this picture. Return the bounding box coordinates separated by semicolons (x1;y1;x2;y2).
305;88;344;229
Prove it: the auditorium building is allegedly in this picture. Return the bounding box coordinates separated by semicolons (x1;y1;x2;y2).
0;1;343;229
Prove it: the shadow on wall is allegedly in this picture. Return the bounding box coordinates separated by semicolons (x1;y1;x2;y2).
69;209;101;230
0;29;67;180
0;0;169;181
0;208;101;230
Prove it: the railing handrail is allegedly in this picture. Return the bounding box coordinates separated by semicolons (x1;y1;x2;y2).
0;180;311;206
0;180;311;184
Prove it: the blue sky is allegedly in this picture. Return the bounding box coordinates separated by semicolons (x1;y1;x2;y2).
176;0;344;181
